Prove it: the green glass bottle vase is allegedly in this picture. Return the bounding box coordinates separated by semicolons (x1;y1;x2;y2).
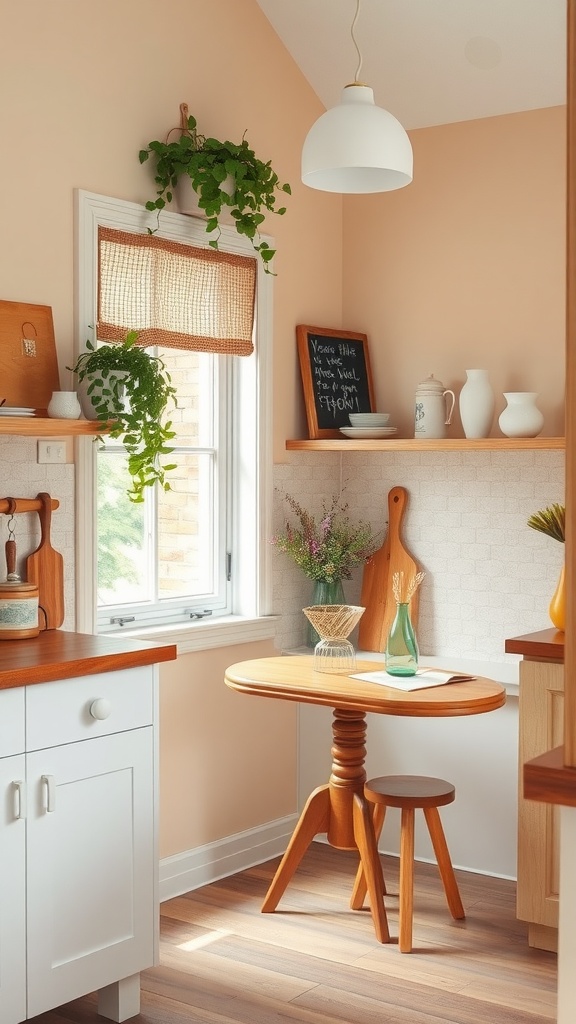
306;579;345;647
385;601;419;676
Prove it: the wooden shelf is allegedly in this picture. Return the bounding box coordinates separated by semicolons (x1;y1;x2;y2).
524;746;576;808
286;437;565;452
0;417;105;437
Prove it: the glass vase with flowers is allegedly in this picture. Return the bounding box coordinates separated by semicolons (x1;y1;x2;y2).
272;494;377;646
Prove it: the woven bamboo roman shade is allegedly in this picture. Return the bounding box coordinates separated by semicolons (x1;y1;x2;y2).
97;226;257;356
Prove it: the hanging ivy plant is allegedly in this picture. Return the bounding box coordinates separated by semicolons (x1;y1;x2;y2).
139;106;291;273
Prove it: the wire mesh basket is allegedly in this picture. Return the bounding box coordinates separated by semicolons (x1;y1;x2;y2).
302;604;365;673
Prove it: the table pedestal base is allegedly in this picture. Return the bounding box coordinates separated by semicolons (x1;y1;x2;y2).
262;708;389;943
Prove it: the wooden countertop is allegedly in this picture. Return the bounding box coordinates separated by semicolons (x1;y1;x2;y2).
504;628;565;661
0;629;177;689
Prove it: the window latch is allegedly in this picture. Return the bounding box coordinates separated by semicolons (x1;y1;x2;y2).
110;615;136;627
187;609;213;620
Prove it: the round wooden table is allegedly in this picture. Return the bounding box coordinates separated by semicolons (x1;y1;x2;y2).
224;655;506;942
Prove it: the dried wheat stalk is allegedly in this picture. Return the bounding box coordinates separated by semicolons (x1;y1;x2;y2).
392;570;426;603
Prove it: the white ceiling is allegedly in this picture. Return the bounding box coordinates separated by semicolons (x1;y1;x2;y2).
255;0;566;130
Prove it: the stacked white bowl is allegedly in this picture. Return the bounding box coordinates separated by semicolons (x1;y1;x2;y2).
349;412;390;426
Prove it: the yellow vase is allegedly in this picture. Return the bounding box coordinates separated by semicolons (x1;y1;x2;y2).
548;564;566;631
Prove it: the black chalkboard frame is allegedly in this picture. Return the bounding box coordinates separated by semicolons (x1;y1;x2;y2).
296;324;376;438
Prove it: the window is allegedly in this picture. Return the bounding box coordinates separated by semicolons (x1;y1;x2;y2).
75;190;275;651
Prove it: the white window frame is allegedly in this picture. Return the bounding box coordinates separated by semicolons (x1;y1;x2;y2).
74;189;276;652
93;350;229;630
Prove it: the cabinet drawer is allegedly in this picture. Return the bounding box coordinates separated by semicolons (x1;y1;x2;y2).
26;667;155;750
0;686;25;757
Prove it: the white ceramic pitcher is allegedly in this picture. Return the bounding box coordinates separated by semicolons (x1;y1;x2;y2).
414;374;455;439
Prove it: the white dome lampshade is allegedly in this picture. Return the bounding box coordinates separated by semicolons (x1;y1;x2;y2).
302;82;413;194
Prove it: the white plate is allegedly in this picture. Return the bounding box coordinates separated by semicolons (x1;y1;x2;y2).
349;415;391;425
0;407;35;416
340;426;398;439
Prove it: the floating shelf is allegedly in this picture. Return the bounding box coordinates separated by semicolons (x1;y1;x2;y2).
0;417;105;437
286;437;565;452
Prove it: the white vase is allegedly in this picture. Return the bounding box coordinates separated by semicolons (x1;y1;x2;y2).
47;390;81;419
498;392;544;437
458;369;495;438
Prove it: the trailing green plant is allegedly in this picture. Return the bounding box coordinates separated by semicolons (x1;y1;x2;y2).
68;331;177;503
139;109;291;272
527;503;565;543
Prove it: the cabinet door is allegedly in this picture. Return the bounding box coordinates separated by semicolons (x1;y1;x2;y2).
26;728;155;1019
517;659;564;949
0;754;26;1024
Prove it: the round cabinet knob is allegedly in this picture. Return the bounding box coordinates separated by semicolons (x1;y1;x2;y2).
90;698;112;720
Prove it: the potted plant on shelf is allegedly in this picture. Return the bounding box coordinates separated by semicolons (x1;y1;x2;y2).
68;331;177;503
139;103;291;273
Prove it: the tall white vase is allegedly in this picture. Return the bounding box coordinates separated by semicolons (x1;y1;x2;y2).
498;392;544;437
458;369;495;438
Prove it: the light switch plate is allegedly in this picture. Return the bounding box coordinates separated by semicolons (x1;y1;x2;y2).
37;440;66;464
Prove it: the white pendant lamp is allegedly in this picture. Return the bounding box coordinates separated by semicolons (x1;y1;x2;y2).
301;0;413;194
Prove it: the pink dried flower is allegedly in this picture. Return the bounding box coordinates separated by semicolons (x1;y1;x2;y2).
272;493;377;583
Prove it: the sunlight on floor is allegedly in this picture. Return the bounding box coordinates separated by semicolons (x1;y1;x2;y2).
178;929;231;952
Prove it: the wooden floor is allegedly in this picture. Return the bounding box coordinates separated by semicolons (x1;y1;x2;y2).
34;842;557;1024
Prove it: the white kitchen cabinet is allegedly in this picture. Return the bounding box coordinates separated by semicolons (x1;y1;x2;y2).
0;664;159;1024
0;753;27;1023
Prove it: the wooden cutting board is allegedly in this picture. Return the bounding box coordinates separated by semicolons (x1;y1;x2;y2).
0;300;60;412
358;486;420;653
25;492;64;630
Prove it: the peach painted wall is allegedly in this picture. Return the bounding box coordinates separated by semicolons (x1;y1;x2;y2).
0;0;342;460
158;640;297;858
0;0;343;858
343;107;566;437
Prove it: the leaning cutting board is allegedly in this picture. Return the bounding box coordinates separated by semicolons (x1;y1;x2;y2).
358;486;420;653
25;492;64;629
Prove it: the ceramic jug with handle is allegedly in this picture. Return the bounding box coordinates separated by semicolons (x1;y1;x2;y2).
414;374;455;439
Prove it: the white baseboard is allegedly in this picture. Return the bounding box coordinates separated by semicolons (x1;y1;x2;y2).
159;813;299;903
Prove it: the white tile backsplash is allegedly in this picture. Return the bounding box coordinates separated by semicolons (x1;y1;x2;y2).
272;449;565;661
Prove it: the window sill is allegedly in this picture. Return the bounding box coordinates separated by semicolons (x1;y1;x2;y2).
102;614;278;655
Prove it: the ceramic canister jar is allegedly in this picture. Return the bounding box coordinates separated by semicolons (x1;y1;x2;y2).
414;374;456;439
0;581;40;639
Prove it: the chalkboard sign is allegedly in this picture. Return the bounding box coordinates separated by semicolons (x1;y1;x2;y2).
296;325;375;438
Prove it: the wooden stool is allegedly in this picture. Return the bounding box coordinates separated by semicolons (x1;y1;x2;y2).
352;775;465;952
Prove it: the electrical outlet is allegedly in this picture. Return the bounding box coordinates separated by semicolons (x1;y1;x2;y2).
37;441;66;464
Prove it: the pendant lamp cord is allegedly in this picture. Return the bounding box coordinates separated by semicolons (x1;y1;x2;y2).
351;0;363;82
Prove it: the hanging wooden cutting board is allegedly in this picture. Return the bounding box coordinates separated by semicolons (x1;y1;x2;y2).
358;485;420;653
25;492;65;629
